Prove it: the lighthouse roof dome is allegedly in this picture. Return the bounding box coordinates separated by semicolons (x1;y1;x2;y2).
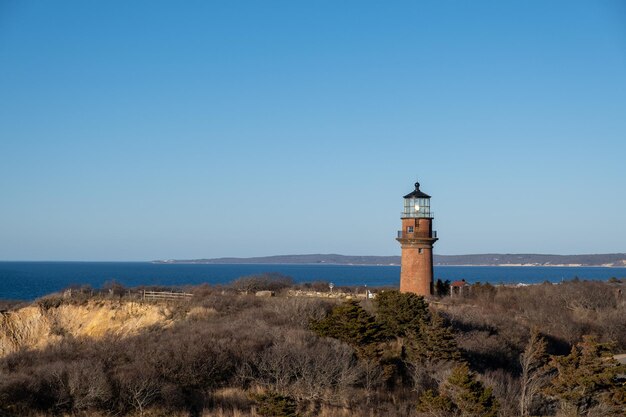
403;181;431;199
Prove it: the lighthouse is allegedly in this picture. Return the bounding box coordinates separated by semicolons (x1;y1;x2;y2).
396;181;438;296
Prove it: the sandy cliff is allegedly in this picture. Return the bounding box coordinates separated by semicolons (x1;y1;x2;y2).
0;300;174;357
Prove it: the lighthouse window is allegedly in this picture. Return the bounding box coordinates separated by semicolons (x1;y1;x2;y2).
407;226;414;233
418;249;423;254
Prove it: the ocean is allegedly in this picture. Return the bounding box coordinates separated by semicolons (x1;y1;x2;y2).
1;262;625;301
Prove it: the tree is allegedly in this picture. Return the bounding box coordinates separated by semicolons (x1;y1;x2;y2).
519;329;548;417
412;312;462;363
118;370;160;417
545;335;626;416
406;311;463;397
359;357;384;404
67;360;112;411
252;331;360;402
417;388;455;417
445;364;499;417
435;279;451;297
417;363;499;417
375;290;430;338
310;300;383;358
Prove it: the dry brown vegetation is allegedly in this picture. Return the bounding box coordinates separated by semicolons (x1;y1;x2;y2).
441;281;626;366
0;276;624;417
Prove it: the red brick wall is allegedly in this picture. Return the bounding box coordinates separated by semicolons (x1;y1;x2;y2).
401;218;433;238
399;245;433;296
398;217;434;296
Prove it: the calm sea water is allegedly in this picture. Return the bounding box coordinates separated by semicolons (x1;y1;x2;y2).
0;262;625;300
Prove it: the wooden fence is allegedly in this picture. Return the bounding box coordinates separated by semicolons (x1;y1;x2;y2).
142;290;193;301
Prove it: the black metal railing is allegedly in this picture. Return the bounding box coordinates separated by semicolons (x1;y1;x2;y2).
397;230;438;239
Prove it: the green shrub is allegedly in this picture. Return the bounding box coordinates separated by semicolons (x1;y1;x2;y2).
255;392;298;417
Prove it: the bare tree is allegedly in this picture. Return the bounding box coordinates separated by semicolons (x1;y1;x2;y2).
519;329;548;417
359;357;383;405
481;369;520;417
255;341;294;393
48;363;72;410
251;329;359;402
124;375;160;417
67;360;112;410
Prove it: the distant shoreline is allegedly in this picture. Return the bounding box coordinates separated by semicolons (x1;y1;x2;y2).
151;252;626;268
153;262;626;269
156;264;626;268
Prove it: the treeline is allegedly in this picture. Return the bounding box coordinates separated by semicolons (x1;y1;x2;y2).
0;276;624;417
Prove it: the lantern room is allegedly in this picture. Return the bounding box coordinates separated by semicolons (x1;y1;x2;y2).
401;182;432;218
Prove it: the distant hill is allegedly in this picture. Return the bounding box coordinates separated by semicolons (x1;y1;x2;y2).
156;254;400;265
154;253;626;267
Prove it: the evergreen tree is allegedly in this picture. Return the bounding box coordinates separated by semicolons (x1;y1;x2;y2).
435;279;451;297
394;308;463;366
445;364;499;417
310;300;383;358
545;335;626;415
375;291;463;366
417;389;455;417
375;290;430;338
417;363;498;417
414;312;462;363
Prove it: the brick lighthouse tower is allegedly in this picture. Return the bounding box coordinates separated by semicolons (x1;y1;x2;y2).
396;181;438;296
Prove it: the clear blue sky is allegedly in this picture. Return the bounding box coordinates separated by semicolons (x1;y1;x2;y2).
1;1;625;261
